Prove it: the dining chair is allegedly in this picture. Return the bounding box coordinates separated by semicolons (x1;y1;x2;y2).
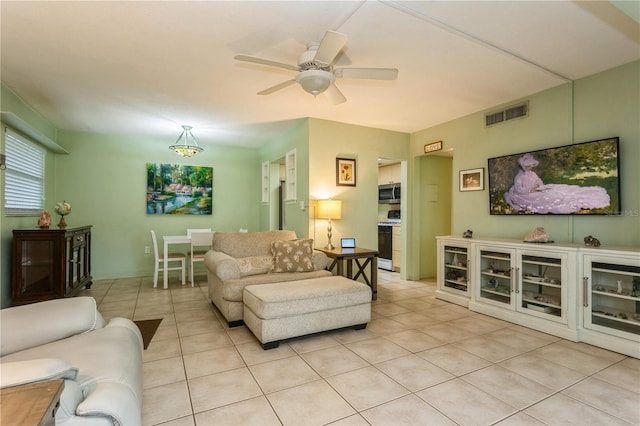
150;230;186;288
187;228;212;237
189;231;214;286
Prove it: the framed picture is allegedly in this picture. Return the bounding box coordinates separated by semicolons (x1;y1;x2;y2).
336;158;356;186
459;168;484;192
146;163;213;214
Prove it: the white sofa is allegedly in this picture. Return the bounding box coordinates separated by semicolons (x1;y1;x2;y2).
0;297;143;425
205;230;332;326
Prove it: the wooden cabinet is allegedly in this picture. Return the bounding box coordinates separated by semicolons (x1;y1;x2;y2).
11;226;92;305
392;225;401;272
378;163;400;185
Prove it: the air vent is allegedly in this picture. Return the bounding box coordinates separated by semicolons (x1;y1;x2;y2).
485;101;529;127
485;111;504;126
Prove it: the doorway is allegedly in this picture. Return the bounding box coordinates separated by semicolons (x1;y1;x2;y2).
377;158;404;274
418;154;453;279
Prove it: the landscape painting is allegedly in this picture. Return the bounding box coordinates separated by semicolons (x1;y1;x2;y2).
147;163;213;215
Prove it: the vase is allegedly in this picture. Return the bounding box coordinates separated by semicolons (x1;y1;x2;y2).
58;215;68;229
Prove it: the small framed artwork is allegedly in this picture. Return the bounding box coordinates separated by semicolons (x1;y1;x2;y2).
336;158;356;186
459;168;484;192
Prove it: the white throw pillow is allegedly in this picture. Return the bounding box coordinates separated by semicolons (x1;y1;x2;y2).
237;255;274;277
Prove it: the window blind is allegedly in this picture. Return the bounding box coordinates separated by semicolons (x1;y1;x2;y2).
4;128;45;216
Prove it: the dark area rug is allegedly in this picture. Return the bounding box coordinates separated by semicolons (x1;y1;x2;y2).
133;318;163;349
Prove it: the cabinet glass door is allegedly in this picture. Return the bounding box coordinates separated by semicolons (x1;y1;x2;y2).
518;253;564;320
586;258;640;337
477;248;514;306
19;240;55;295
443;245;469;293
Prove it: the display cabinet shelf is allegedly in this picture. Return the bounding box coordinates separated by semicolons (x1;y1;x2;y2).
583;251;640;354
436;238;471;306
470;240;575;338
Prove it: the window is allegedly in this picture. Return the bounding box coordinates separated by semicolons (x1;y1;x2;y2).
4;128;45;216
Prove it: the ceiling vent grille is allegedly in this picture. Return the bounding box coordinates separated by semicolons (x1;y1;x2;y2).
485;111;504;126
485;101;529;127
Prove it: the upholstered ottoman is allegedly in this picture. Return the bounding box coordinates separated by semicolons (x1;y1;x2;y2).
243;276;372;349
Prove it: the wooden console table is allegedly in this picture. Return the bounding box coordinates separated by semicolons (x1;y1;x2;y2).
0;379;64;425
318;247;378;300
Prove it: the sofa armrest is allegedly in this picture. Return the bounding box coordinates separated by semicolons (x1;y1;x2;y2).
0;297;106;357
312;250;329;271
0;359;78;389
77;381;142;426
205;250;241;280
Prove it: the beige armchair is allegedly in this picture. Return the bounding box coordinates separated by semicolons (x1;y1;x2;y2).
204;230;331;326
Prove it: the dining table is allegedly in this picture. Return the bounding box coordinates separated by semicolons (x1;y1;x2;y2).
162;234;191;289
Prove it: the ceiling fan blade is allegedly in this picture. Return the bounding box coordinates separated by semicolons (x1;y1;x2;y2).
334;67;398;80
325;84;347;105
313;31;348;66
257;79;297;95
235;54;300;72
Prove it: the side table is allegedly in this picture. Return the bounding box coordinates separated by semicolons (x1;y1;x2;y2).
0;379;65;426
318;247;378;300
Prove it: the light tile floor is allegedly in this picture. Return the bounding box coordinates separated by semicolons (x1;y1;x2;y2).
79;271;640;426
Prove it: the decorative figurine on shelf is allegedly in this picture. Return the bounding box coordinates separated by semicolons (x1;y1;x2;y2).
584;235;601;247
462;229;473;238
524;227;550;243
632;277;638;297
37;210;52;229
617;280;623;294
54;200;72;229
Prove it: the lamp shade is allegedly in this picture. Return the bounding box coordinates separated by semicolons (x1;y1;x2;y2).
169;125;203;157
317;199;342;220
296;70;335;96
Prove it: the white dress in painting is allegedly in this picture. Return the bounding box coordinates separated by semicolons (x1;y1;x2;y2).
504;153;610;214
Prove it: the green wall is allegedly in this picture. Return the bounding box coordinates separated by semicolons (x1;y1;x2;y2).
571;61;640;247
258;119;310;238
1;84;60;308
53;130;261;281
418;155;452;278
308;119;410;257
410;60;640;247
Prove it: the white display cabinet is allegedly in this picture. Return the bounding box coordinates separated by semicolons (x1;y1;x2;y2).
436;236;639;357
436;237;471;306
469;240;577;341
581;247;640;358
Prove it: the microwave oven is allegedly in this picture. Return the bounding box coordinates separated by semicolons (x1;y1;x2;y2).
379;183;400;204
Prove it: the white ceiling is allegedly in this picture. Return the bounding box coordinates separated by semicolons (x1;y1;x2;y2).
1;1;638;149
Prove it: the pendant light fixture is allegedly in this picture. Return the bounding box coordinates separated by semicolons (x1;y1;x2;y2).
169;125;203;157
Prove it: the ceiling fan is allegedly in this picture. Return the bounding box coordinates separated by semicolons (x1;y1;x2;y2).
234;30;398;104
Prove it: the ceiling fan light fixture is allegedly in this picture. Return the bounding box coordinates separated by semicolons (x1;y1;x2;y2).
169;125;203;157
296;70;335;96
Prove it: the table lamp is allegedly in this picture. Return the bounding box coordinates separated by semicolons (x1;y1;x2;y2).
317;199;342;250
